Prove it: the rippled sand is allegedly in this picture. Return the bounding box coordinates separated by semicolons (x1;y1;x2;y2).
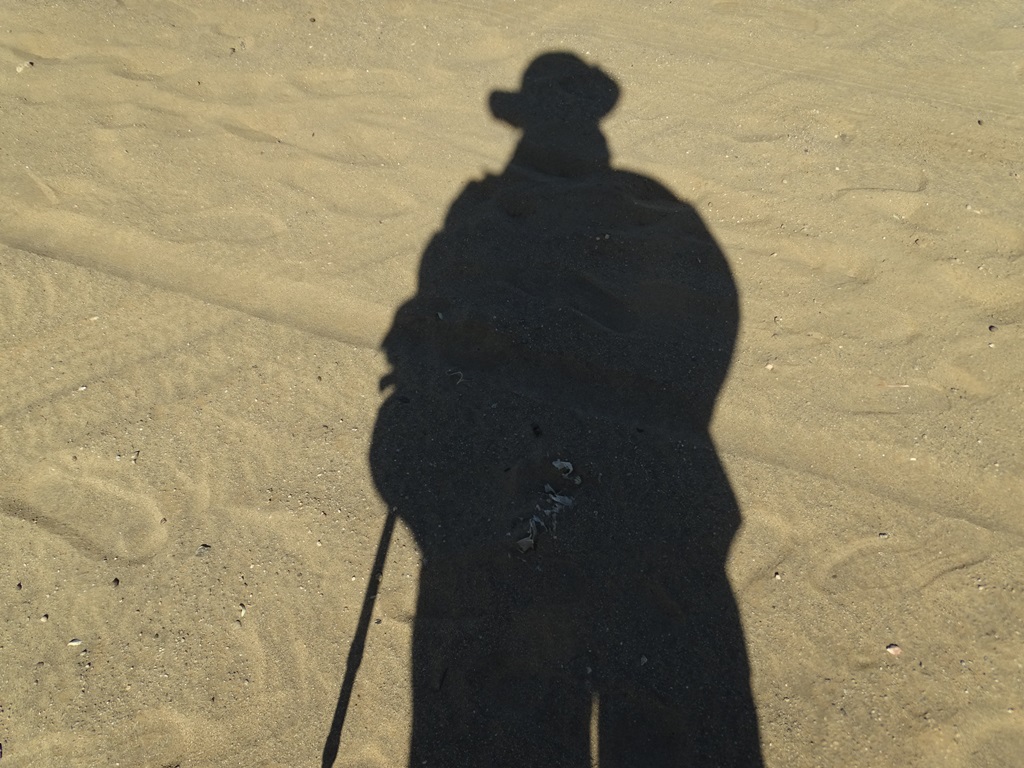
1;2;1022;766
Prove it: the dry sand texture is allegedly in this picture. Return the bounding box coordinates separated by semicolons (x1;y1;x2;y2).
2;1;1023;766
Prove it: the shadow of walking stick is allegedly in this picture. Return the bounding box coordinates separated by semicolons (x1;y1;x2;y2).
322;507;399;768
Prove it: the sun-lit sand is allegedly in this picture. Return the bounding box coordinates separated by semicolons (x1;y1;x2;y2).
2;2;1022;766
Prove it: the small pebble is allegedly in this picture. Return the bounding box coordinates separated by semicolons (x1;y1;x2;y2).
68;639;82;647
886;643;902;656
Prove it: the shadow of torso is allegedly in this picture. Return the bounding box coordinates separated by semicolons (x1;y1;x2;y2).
370;156;762;766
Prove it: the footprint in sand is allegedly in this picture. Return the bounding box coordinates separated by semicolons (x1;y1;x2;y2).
813;518;992;597
2;464;168;561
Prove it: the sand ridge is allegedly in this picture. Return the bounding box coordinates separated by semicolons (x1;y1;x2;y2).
2;1;1022;766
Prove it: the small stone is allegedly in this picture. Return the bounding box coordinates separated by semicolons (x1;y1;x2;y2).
68;639;82;647
195;544;212;557
886;643;902;656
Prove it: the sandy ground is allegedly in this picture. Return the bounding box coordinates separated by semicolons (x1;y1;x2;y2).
2;1;1023;766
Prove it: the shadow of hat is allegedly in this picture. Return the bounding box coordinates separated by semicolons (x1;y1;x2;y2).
490;52;620;129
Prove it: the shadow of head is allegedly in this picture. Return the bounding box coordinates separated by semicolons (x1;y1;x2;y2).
489;52;620;177
490;51;620;129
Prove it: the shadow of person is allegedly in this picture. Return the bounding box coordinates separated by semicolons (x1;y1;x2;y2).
333;51;762;767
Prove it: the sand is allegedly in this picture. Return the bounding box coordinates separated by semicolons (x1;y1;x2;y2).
1;1;1022;766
